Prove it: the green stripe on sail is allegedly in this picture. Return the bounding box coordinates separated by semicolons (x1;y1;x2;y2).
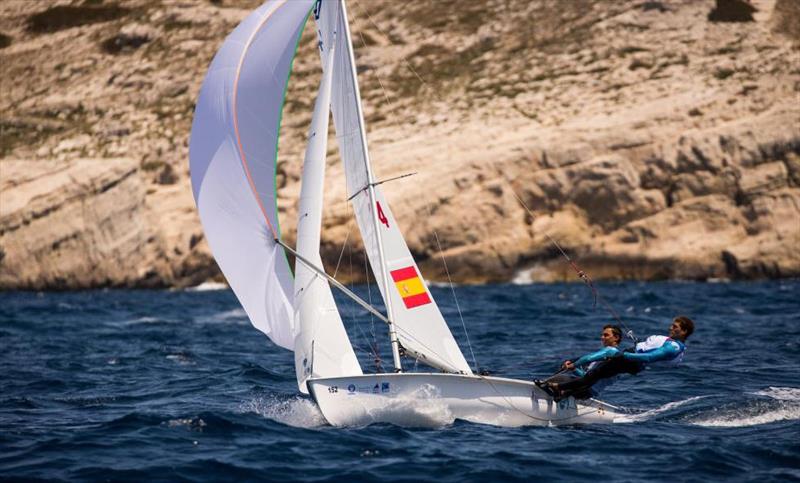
274;5;314;276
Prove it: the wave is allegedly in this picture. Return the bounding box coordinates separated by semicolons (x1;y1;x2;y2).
239;395;328;429
511;267;536;285
186;281;228;291
690;405;800;428
610;387;800;428
689;386;800;428
613;395;709;423
239;385;457;430
164;416;208;431
182;308;248;325
752;386;800;401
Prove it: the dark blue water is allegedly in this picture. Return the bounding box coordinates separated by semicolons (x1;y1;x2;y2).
2;281;799;481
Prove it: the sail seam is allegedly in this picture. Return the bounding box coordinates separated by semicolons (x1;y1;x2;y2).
231;0;289;240
274;6;315;246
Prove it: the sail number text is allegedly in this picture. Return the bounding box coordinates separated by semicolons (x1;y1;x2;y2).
376;202;389;228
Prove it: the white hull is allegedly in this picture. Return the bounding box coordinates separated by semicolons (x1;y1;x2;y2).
307;373;621;427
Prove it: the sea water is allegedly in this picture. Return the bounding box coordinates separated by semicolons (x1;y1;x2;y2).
1;281;798;481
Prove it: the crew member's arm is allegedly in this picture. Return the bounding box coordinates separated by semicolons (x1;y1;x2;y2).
622;341;681;363
565;347;620;375
573;347;620;366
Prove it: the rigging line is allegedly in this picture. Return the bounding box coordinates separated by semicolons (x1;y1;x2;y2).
276;238;389;323
341;229;381;371
348;2;482;372
348;303;380;363
354;27;394;110
424;202;479;373
477;374;610;423
348;2;477;372
348;0;637;343
334;240;376;361
347;172;417;201
373;171;417;186
332;212;353;278
355;243;379;351
280;235;461;371
364;245;382;370
508;189;637;342
348;2;635;362
349;0;433;93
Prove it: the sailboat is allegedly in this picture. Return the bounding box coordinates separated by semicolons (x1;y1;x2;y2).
189;0;621;427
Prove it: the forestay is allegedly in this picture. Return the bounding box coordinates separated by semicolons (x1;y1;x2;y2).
293;37;362;393
315;0;472;375
189;0;315;350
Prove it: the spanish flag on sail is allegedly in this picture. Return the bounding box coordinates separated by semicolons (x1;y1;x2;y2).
390;266;431;309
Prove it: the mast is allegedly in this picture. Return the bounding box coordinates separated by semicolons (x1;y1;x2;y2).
338;0;402;372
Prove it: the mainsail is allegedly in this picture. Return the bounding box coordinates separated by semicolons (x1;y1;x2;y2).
293;37;362;393
315;0;473;375
189;0;316;350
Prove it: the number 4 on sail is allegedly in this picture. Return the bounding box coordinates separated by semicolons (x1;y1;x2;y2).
188;0;621;427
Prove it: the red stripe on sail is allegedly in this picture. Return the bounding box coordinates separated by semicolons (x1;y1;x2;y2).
402;292;431;309
390;266;418;282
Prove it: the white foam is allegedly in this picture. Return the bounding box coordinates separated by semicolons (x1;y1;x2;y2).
752;387;800;401
240;395;328;429
689;387;800;428
165;417;207;430
130;316;160;324
116;315;164;326
166;353;195;365
690;405;800;428
613;395;709;423
361;383;455;428
187;281;228;291
203;308;248;324
511;267;534;285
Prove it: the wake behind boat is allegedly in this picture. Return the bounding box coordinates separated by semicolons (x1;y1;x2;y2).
189;0;621;427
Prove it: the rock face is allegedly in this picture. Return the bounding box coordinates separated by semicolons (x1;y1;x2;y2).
0;159;214;289
0;0;798;289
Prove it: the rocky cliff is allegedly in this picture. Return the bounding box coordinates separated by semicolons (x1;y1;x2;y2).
1;0;798;289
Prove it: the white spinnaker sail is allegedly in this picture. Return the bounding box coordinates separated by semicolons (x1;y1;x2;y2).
294;43;362;393
316;0;472;374
189;0;315;350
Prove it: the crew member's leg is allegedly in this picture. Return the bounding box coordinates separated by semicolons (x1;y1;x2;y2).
551;358;640;401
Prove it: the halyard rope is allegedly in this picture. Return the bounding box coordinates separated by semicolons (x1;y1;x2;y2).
348;0;637;342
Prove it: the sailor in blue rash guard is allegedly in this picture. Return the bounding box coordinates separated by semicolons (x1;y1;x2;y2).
545;316;695;402
622;316;694;366
535;324;625;399
564;325;623;396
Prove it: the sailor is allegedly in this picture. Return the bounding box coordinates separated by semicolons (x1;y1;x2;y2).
536;324;637;400
621;315;694;367
541;316;695;402
557;324;624;398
